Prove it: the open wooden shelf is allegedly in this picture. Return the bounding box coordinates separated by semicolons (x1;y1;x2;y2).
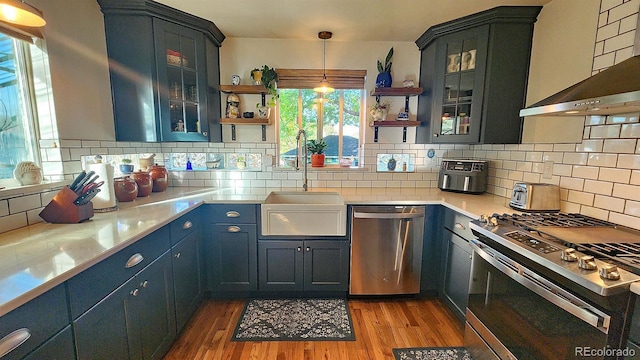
370;87;423;97
219;85;265;94
220;118;270;125
371;120;420;127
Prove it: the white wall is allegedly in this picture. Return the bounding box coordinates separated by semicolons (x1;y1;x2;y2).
520;0;600;143
31;0;115;141
219;38;421;144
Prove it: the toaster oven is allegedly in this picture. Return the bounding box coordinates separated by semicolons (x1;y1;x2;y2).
509;182;560;211
438;159;488;194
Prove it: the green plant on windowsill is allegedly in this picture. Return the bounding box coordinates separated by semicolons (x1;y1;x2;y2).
306;139;327;154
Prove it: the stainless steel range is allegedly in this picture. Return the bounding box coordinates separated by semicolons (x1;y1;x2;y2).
465;212;640;360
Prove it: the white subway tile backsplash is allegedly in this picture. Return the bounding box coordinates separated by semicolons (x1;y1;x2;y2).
617;154;640;168
9;194;41;213
584;179;614;195
600;0;623;12
568;190;594;206
631;170;640;185
577;139;604;152
554;164;573;176
603;139;637;153
609;0;640;22
0;213;28;233
590;124;621;138
563;152;588;165
560;177;584;191
598;167;631;183
621;123;640;137
609;212;640;229
625;200;640;216
0;200;7;216
587;153;618;166
613;183;640;201
572;166;600;179
596;21;620;41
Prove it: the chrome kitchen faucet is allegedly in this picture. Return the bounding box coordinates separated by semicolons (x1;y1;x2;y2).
295;129;308;191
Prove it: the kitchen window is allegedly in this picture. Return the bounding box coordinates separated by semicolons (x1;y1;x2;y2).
276;69;366;167
0;30;43;182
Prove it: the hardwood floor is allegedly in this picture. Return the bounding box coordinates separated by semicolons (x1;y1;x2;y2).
164;297;464;360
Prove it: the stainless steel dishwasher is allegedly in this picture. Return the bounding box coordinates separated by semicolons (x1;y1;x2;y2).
350;205;425;295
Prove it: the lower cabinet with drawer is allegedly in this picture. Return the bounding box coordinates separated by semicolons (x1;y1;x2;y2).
206;204;258;294
73;252;175;360
0;284;71;360
258;240;349;292
69;226;175;360
439;207;474;322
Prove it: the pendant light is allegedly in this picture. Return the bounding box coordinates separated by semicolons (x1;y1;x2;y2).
0;0;45;27
313;31;334;94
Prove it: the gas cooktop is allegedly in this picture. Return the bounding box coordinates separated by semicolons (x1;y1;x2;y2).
470;212;640;296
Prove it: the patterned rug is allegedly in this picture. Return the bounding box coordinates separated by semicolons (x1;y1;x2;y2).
393;347;472;360
232;298;355;341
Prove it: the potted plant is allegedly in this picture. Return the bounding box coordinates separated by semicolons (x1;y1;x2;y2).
119;158;134;174
259;65;278;107
376;47;393;87
250;68;262;85
370;101;391;121
307;139;327;167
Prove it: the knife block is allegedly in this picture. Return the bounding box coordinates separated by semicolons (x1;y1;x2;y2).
39;187;94;223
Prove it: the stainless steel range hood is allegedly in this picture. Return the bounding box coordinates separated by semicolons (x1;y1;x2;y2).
520;17;640;117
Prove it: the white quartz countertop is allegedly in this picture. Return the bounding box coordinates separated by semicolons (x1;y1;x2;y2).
0;186;512;316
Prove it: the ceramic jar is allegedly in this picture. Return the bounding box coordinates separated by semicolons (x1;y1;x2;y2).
113;176;138;202
131;171;152;197
149;165;169;192
13;161;42;186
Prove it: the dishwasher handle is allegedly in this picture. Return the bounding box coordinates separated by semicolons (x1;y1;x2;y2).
353;211;424;219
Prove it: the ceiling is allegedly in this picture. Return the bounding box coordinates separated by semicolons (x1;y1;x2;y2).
155;0;552;42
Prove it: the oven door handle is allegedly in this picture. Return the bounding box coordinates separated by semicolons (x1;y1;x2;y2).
470;239;612;334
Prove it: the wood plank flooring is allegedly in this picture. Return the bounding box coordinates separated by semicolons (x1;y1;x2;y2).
164;297;464;360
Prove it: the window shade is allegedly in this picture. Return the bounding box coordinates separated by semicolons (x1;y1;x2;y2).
276;69;366;89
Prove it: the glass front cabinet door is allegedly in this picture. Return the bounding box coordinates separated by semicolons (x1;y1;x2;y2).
154;18;209;142
431;26;488;143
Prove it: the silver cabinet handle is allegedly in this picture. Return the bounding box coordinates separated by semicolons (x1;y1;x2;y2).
125;253;144;268
306;247;310;252
140;280;148;288
353;211;423;219
182;221;193;230
297;247;302;252
226;211;240;218
0;328;31;357
130;289;139;297
227;226;241;233
454;222;466;230
174;252;181;259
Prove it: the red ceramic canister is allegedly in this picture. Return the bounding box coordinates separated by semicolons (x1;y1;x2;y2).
131;171;152;197
148;164;169;192
113;176;138;202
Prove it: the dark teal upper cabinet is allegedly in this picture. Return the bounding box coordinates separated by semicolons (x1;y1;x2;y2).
98;0;225;142
415;6;541;144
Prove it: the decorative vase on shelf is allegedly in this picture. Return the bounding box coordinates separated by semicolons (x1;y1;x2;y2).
370;106;389;121
256;104;270;119
387;156;397;171
447;54;461;73
375;72;392;88
467;49;477;70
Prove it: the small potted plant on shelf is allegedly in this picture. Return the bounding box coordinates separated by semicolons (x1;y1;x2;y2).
119;158;134;174
370;101;391;121
376;47;393;87
259;65;278;107
307;139;327;167
250;68;262;85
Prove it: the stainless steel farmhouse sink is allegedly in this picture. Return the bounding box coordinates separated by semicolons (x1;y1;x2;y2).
260;191;347;236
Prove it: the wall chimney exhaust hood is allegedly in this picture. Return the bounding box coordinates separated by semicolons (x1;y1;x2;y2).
520;17;640;117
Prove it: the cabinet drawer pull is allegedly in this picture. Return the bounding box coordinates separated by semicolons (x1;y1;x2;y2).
297;247;302;252
174;252;181;259
306;247;311;252
454;222;466;230
140;280;148;288
125;253;144;268
130;289;139;297
182;221;193;230
227;226;241;233
0;328;31;357
226;211;240;218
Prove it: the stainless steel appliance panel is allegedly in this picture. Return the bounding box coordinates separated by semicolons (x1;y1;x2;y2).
467;239;614;359
350;206;425;295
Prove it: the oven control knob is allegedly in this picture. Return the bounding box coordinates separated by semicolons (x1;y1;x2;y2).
599;264;621;280
561;248;578;262
578;255;597;270
489;217;499;227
